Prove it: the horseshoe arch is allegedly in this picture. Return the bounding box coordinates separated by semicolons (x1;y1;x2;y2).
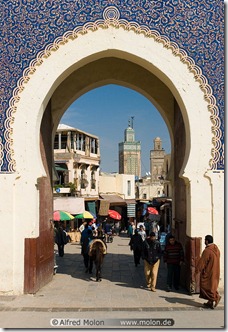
0;6;223;294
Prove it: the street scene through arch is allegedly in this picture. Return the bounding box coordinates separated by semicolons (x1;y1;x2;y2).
53;84;173;268
54;82;173;238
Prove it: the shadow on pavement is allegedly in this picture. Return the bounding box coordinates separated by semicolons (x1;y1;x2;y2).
160;295;202;308
56;238;190;295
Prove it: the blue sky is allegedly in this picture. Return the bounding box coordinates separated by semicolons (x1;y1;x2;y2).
61;84;171;176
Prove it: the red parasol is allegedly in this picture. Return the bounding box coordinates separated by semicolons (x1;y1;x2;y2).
108;209;121;220
147;207;159;215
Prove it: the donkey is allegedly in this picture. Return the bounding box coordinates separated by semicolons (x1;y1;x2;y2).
89;239;107;281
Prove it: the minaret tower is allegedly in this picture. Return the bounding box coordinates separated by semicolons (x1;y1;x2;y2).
150;137;165;183
119;118;141;178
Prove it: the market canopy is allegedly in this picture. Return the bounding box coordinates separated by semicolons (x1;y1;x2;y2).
53;197;84;214
99;194;126;205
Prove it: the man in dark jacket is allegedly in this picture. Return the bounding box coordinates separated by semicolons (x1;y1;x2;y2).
163;235;184;291
129;230;143;266
54;222;68;257
81;229;94;273
141;232;162;292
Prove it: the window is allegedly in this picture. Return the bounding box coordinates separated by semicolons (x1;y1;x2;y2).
54;134;59;149
76;134;86;151
81;169;86;188
91;170;96;189
91;139;95;153
60;133;67;149
127;180;131;196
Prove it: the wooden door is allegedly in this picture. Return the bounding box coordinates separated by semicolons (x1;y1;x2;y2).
184;236;201;294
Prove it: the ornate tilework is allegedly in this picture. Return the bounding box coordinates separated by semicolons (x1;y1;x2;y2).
0;0;224;172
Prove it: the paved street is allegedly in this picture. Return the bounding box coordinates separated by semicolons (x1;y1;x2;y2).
0;234;224;329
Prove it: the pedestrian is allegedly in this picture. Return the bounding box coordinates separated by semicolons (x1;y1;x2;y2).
163;235;184;291
141;232;162;292
138;224;147;241
196;235;221;309
127;221;135;238
80;223;93;242
114;220;120;236
53;222;59;271
54;222;68;257
102;217;108;230
129;230;143;266
144;217;150;236
81;228;94;273
151;221;160;240
104;221;113;243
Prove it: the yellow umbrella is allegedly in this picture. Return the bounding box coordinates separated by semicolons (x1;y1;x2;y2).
53;210;75;221
75;211;94;219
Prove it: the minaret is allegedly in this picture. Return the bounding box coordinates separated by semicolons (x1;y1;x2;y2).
150;137;165;183
119;118;141;178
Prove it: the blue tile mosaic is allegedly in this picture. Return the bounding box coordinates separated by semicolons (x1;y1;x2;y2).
0;0;224;172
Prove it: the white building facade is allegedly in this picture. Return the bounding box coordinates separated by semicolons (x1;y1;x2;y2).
54;124;100;200
99;172;135;202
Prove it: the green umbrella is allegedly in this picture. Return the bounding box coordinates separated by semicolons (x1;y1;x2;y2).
53;210;75;221
75;211;94;219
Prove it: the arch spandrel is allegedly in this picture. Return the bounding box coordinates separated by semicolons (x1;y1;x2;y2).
0;3;224;173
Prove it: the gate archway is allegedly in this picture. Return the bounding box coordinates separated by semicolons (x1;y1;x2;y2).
0;3;224;294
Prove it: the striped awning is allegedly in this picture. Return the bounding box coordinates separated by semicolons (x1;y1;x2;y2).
127;203;136;217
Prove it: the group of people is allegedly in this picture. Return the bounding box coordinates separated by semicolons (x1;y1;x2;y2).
79;218;116;243
129;225;221;309
129;228;183;292
128;218;161;239
55;218;221;310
